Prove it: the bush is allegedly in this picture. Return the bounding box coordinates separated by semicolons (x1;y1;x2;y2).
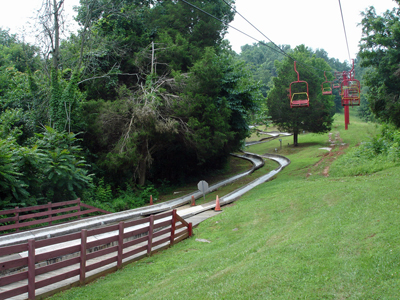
82;182;159;213
330;124;400;177
0;118;93;210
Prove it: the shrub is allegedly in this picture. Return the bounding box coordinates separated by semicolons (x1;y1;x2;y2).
330;124;400;177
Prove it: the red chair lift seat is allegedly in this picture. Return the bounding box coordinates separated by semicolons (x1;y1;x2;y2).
341;79;361;106
321;72;332;95
289;61;310;108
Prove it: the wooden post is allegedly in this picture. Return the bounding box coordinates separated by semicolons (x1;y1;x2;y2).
80;229;87;285
48;202;52;226
170;210;177;247
188;223;193;237
117;222;124;269
28;239;35;300
147;215;154;256
77;198;82;219
15;206;19;232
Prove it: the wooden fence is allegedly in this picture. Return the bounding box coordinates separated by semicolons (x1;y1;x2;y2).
0;209;192;300
0;198;110;235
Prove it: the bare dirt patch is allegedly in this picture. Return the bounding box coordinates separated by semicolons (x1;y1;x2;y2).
307;132;349;177
323;166;330;177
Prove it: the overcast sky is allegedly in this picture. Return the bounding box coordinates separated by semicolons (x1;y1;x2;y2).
0;0;397;63
226;0;397;62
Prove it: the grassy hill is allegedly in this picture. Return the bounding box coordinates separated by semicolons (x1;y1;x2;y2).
51;114;400;299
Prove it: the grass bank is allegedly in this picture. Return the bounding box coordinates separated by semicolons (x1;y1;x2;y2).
51;114;400;299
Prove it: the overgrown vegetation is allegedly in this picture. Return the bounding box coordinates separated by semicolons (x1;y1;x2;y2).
330;124;400;176
0;1;263;210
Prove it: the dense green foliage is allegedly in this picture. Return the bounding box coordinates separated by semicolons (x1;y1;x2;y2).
70;0;262;190
0;1;265;209
0;110;92;209
238;42;291;97
359;1;400;127
85;47;262;187
266;46;335;145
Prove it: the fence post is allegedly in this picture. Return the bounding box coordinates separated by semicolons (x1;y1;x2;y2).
80;229;87;285
15;206;19;232
170;210;177;247
147;215;154;257
77;198;82;219
117;222;124;269
47;202;52;226
188;223;193;237
28;239;35;300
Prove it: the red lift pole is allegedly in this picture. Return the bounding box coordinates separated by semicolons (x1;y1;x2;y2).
342;59;355;130
342;71;350;130
344;106;349;130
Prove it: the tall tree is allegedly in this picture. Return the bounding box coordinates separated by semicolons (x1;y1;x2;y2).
359;2;400;127
238;42;291;97
73;0;235;99
266;45;335;146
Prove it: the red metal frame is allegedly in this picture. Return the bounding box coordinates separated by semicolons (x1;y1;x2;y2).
332;71;341;89
321;71;332;95
289;61;309;108
340;61;360;107
341;79;361;106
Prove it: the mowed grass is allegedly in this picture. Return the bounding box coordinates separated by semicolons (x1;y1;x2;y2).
51;114;400;299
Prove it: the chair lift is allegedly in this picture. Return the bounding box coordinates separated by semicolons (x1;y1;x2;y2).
332;71;341;89
321;71;332;95
340;62;361;106
289;61;309;108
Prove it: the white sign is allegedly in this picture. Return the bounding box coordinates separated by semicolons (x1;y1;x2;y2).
197;180;209;201
197;180;209;193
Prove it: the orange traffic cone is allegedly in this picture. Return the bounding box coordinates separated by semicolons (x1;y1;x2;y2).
191;195;196;206
214;195;222;211
150;195;153;205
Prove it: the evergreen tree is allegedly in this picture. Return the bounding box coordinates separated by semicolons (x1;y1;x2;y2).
266;45;335;146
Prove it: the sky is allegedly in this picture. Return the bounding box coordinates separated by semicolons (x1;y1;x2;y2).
0;0;80;41
0;0;397;63
226;0;397;62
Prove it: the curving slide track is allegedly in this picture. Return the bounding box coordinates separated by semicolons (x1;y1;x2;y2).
0;132;291;247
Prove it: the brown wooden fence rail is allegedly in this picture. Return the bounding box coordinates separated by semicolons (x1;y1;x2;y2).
0;198;110;235
0;209;192;300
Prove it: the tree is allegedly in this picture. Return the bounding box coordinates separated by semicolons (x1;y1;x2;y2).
84;46;261;186
359;2;400;127
238;42;291;97
71;0;235;100
0;109;92;209
266;45;335;146
72;0;244;187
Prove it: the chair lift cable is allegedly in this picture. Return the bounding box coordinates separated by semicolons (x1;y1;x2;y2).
338;0;352;63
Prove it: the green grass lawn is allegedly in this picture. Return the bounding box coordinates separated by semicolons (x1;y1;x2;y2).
51;114;400;300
